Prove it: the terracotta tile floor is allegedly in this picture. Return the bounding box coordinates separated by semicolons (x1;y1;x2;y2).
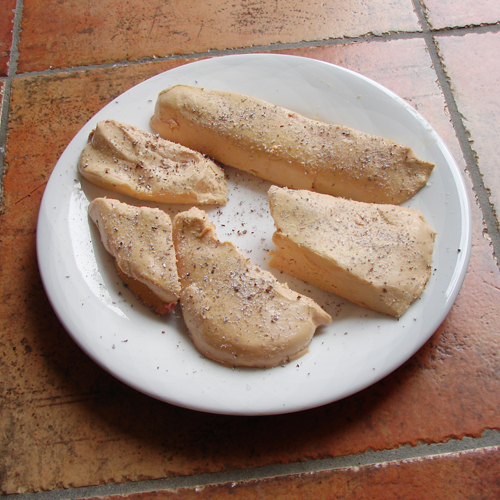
1;0;500;498
424;0;500;29
16;0;421;73
83;446;500;499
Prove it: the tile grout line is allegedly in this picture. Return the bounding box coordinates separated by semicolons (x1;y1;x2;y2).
413;0;500;265
0;30;426;82
7;429;500;499
4;24;498;82
0;0;23;192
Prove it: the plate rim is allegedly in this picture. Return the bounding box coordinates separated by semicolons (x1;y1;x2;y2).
36;53;472;415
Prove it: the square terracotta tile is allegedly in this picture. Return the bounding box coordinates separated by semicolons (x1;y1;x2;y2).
84;447;500;499
17;0;421;73
436;32;500;227
423;0;500;29
2;43;500;495
0;0;15;76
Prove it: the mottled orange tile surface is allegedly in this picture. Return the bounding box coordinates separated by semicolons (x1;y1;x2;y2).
85;447;500;499
2;38;500;494
424;0;500;29
17;0;421;73
436;32;500;227
0;0;16;76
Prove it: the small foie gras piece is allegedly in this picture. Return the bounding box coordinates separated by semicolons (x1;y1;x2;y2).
151;85;434;204
89;197;181;313
172;207;332;368
79;119;228;205
268;186;436;317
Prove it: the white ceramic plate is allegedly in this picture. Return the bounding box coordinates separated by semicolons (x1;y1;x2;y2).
37;54;471;415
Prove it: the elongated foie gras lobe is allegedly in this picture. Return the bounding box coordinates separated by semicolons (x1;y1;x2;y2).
150;85;434;204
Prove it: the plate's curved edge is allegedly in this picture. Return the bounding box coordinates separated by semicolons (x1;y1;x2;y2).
36;53;473;416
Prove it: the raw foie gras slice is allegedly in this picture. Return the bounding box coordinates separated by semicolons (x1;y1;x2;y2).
89;198;181;313
172;207;332;368
150;85;434;204
79;119;228;205
268;186;436;317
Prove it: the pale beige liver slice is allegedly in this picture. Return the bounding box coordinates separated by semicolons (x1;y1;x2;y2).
79;119;228;205
89;197;181;305
151;85;434;205
268;186;436;317
172;207;331;368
